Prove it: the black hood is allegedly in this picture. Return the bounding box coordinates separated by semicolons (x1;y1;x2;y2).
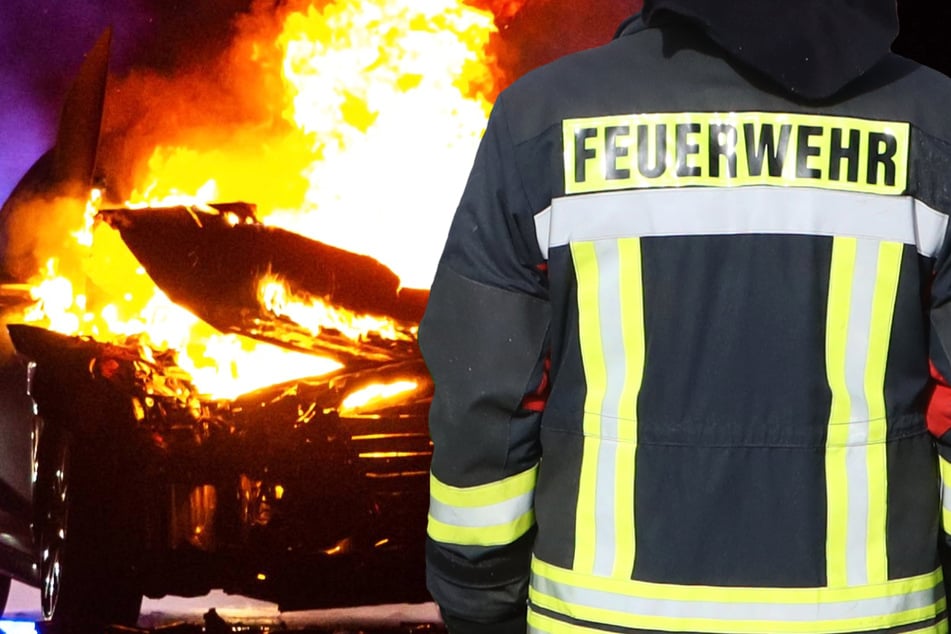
640;0;899;100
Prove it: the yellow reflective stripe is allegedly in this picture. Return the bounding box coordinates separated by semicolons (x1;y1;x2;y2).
864;241;903;584
940;456;951;534
529;588;944;634
528;609;948;634
826;237;856;587
528;608;602;633
572;241;605;573
912;621;951;634
429;465;538;508
427;510;535;547
428;466;538;547
611;237;643;579
530;558;944;634
825;238;901;587
533;557;941;603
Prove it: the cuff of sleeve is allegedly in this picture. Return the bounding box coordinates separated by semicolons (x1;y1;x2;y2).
441;608;527;634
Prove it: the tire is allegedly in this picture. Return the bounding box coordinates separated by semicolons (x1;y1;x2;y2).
0;574;10;617
34;426;142;633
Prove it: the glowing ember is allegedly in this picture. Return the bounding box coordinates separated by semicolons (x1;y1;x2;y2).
341;380;419;415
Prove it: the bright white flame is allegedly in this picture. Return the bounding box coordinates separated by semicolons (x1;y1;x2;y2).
340;379;419;415
261;0;497;288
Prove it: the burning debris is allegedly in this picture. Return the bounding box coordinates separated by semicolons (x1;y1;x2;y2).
6;208;437;619
98;202;426;366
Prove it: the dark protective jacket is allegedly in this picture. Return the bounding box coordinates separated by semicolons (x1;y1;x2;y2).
419;2;951;632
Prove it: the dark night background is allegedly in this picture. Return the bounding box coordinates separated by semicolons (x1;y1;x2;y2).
0;0;949;203
0;0;949;625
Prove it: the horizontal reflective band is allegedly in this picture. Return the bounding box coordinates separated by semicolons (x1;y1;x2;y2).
534;187;948;259
528;611;950;634
429;490;533;528
430;465;538;507
941;456;951;534
427;466;537;547
530;558;945;634
427;511;535;547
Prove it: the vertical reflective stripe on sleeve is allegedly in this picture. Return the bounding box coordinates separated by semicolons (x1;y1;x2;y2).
939;455;951;534
571;239;645;579
825;237;902;588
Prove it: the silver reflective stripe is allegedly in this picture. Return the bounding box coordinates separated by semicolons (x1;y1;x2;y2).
571;239;644;578
592;241;624;577
825;238;899;587
841;239;879;586
530;569;945;625
428;490;534;528
534;187;948;258
916;201;949;257
535;206;552;257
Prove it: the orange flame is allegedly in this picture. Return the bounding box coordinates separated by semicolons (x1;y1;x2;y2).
340;380;420;416
120;0;504;288
12;0;518;398
258;274;411;342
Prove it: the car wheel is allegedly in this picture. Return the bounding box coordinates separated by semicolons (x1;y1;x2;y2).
34;426;142;633
0;574;10;616
38;429;67;621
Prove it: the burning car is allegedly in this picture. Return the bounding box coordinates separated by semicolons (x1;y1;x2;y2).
0;0;621;619
0;0;542;625
0;200;436;631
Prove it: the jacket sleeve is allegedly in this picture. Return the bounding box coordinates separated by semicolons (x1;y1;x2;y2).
418;93;550;633
927;222;951;605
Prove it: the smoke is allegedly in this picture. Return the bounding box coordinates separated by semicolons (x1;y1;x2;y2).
0;0;258;197
90;0;636;202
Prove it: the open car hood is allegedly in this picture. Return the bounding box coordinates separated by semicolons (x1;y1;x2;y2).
98;202;428;366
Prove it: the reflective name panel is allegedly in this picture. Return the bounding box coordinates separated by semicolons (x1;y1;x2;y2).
563;112;910;196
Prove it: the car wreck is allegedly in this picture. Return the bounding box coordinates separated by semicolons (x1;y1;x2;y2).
6;201;435;631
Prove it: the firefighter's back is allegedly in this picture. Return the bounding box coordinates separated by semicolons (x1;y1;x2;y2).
513;14;951;634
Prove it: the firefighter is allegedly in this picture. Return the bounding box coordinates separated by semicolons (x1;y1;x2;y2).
419;0;951;632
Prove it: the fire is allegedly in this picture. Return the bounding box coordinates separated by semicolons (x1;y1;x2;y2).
121;0;505;288
10;0;523;398
259;274;411;343
19;256;340;400
340;380;420;416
